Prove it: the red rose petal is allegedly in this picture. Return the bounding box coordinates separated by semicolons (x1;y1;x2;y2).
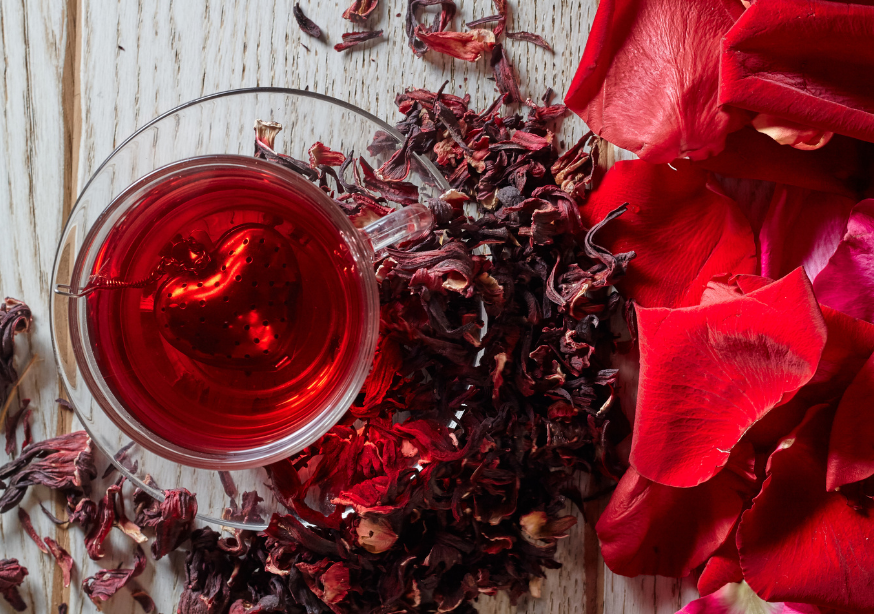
697;530;743;596
738;404;874;611
827;351;874;490
813;199;874;324
564;0;748;163
758;185;856;282
720;0;874;145
632;269;827;487
580;160;756;309
596;443;755;578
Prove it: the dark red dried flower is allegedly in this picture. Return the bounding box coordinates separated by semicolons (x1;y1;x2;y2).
293;3;322;38
334;30;384;52
151;488;197;559
82;545;147;608
0;298;32;411
0;558;27;611
0;431;96;512
342;0;378;22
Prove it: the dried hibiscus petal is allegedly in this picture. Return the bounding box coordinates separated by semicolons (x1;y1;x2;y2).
151;488;197;559
334;30;384;52
490;44;521;104
17;507;47;553
293;3;322;38
414;27;495;62
507;31;552;52
308;142;346;169
44;537;73;588
342;0;378;23
0;558;27;611
82;545;147;608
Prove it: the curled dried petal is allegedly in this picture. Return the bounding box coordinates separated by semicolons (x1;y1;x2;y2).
293;3;322;38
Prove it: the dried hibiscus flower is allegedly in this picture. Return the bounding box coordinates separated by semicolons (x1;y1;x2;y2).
82;545;147;608
0;559;27;611
292;3;322;39
334;29;384;52
0;298;32;413
150;488;197;559
0;430;96;512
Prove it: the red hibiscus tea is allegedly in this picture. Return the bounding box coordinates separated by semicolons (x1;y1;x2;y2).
80;158;372;458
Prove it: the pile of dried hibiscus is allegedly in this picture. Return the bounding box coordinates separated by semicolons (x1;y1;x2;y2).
0;81;631;611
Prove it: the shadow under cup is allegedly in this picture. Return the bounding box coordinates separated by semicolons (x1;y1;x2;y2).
67;155;381;469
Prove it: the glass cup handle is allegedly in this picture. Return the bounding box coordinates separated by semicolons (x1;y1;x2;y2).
360;203;434;258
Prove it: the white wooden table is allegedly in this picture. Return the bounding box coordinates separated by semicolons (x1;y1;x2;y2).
0;2;697;612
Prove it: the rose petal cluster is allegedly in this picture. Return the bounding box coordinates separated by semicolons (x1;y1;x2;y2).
567;1;874;610
565;0;874;187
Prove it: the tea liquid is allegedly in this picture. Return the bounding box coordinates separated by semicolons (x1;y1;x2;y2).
85;161;368;453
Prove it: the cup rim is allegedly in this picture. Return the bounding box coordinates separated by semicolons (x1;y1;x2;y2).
67;154;382;469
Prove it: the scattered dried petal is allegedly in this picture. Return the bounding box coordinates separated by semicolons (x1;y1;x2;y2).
334;30;384;52
507;31;553;52
293;3;322;38
17;507;47;553
414;27;495;62
44;537;73;588
82;545;147;609
342;0;378;22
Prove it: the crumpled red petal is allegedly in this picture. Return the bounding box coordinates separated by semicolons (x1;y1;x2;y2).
579;160;756;309
758;185;856;281
677;582;820;614
564;0;748;163
812;199;874;324
596;443;755;578
720;0;874;145
738;404;874;611
826;351;874;490
632;269;827;487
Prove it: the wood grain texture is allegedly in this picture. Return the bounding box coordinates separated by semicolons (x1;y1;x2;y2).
0;2;685;613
